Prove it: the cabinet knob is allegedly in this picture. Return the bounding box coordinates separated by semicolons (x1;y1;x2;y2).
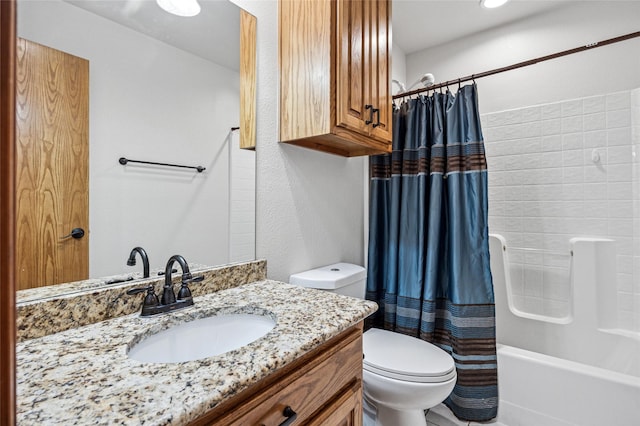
278;406;297;426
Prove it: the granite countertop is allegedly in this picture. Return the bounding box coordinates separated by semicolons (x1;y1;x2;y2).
16;262;212;304
17;280;377;425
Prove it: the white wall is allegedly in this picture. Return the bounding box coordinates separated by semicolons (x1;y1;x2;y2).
231;0;366;282
19;0;240;277
391;42;407;95
406;2;640;332
406;2;640;113
229;132;256;263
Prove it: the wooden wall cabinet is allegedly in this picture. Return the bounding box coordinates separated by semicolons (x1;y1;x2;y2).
279;0;392;157
189;323;364;426
239;9;257;150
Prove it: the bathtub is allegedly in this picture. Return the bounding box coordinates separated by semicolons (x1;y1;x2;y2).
489;234;640;426
497;345;640;426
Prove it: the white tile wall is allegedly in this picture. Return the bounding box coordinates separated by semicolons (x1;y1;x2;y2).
483;89;640;331
632;89;640;330
229;136;256;263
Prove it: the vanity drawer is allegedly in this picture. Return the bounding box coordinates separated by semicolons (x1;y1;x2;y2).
192;324;363;426
306;380;362;426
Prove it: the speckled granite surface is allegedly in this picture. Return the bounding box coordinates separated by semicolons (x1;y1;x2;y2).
16;263;213;303
17;260;267;341
17;280;377;425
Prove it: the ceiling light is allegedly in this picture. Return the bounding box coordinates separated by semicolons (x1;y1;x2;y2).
156;0;201;17
480;0;509;9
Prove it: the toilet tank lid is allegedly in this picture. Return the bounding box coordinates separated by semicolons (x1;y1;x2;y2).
289;263;366;290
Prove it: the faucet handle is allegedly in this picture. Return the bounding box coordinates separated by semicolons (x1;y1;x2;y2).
177;275;204;300
126;285;154;296
126;285;160;314
184;275;204;284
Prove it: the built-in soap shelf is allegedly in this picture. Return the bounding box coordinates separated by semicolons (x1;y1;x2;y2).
490;234;617;327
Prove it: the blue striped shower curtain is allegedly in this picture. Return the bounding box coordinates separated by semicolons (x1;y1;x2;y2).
366;84;497;422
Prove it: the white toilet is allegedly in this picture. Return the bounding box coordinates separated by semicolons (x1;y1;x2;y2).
290;263;457;426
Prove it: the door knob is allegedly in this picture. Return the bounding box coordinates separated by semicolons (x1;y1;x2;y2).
61;227;85;240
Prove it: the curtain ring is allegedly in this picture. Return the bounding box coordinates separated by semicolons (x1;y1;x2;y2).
457;78;461;90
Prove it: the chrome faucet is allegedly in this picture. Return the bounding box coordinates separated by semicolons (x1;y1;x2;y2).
127;254;204;317
127;247;150;278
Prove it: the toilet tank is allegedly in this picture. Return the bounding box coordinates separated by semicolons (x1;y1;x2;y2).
289;263;367;299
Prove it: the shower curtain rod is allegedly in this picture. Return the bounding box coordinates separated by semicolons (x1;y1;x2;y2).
392;30;640;99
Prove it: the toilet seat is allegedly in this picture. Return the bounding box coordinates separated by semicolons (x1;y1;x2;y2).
363;328;456;383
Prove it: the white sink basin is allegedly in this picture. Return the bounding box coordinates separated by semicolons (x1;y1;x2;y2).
128;313;276;363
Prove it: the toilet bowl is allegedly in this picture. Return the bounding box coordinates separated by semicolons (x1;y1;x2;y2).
290;263;457;426
362;328;456;425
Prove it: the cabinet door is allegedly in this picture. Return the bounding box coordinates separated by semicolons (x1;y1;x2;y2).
307;382;363;426
336;0;391;144
366;0;392;144
336;0;369;135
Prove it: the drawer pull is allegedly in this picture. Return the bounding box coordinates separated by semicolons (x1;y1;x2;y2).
365;104;374;125
278;406;297;426
372;108;380;128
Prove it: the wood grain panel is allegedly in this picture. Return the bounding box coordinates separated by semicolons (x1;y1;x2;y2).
307;381;362;426
289;129;391;157
0;0;16;422
279;0;332;141
15;39;89;290
239;9;256;150
368;0;392;143
336;0;368;134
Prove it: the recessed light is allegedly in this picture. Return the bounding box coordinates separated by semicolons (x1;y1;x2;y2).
156;0;201;17
480;0;510;9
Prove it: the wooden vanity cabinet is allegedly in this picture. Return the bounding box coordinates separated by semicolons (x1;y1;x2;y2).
279;0;392;157
189;323;364;426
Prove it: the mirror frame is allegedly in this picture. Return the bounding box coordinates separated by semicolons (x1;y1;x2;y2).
0;0;256;419
1;0;16;422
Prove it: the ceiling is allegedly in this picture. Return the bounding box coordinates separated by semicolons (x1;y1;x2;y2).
65;0;240;70
63;1;594;69
393;0;571;54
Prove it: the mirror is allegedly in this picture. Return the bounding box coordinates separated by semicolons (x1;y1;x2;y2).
15;0;256;298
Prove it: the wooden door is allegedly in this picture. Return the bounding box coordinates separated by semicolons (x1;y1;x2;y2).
367;0;392;144
15;38;89;290
336;0;369;135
